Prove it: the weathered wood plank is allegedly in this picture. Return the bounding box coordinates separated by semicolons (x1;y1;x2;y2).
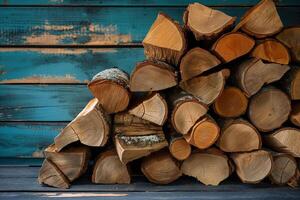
0;85;92;121
1;0;299;6
0;7;299;45
0;48;144;83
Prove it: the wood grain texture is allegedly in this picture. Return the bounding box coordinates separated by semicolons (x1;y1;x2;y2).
0;48;144;83
0;7;299;45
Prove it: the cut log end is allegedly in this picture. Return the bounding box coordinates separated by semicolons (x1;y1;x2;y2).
169;136;191;161
88;68;130;113
231;150;273;183
290;102;300;127
213;87;248;118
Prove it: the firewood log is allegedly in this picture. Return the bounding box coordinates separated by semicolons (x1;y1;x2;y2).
143;13;187;66
280;66;300;100
129;93;168;126
180;47;221;81
168;89;208;135
141;150;182;184
55;98;110;151
276;27;300;63
181;148;232;186
115;133;168;164
217;119;261;152
235;58;290;97
92;149;131;184
290;102;300;127
251;39;290;64
211;32;255;63
248;87;291;132
213;86;248;118
168;131;191;161
38;159;70;189
234;0;283;38
130;60;177;92
183;3;235;40
264;128;300;157
231;150;273;183
44;144;90;182
180;69;228;105
184;115;220;149
88;68;130;113
269;153;298;185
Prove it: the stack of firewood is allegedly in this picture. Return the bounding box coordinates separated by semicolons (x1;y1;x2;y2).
38;0;300;189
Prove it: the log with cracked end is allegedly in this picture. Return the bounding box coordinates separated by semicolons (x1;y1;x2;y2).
129;93;168;126
92;149;131;184
88;68;131;113
180;47;221;81
233;0;283;38
230;150;273;184
38;159;70;189
211;32;255;63
248;87;291;132
115;133;168;164
217;119;261;153
235;58;290;97
54;98;110;151
269;153;298;185
280;66;300;100
264;128;300;158
143;13;187;66
130;60;177;92
183;2;235;40
141;150;182;184
181;148;233;186
251;39;290;65
44;144;91;182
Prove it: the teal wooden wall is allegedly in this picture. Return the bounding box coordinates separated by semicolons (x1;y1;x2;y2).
0;0;299;165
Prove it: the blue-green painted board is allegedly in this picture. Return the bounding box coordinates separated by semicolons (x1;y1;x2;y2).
0;7;299;45
0;85;92;121
0;122;65;158
1;0;299;6
0;48;144;83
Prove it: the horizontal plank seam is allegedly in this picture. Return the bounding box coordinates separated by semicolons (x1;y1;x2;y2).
0;44;143;48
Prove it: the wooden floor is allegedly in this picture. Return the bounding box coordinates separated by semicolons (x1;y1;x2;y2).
0;166;299;200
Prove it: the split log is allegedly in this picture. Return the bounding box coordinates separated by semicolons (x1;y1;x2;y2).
184;116;220;149
180;69;228;105
169;90;208;135
180;47;221;81
183;3;235;40
115;133;168;164
143;13;187;66
129;93;168;126
168;131;191;161
55;98;110;151
290;102;300;127
211;32;255;63
251;39;290;64
114;113;163;136
264;128;300;157
38;159;70;189
231;150;273;183
92;149;131;184
234;0;283;38
88;68;130;113
248;87;291;132
181;148;232;185
141;150;182;184
276;27;300;63
269;153;298;185
44;144;90;182
130;60;177;92
280;66;300;100
217;119;261;152
213;86;248;118
235;58;290;97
